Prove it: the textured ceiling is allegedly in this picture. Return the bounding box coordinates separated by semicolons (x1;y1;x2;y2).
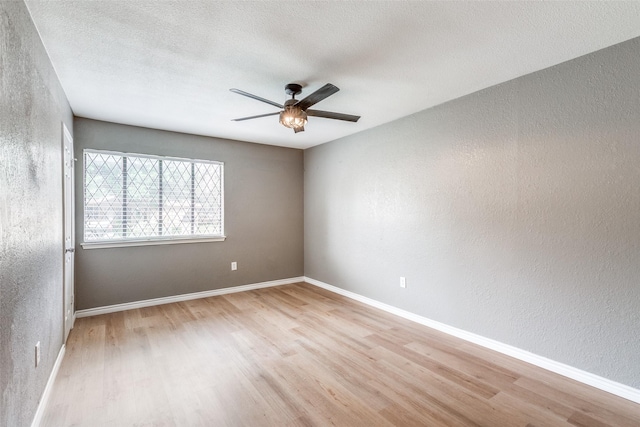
25;1;640;149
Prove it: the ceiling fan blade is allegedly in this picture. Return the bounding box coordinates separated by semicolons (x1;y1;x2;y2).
294;83;340;110
230;88;283;109
307;109;360;122
231;112;280;122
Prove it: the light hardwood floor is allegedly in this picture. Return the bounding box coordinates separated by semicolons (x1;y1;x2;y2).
43;283;640;426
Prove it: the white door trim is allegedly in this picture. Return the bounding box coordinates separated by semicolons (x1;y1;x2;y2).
62;123;75;341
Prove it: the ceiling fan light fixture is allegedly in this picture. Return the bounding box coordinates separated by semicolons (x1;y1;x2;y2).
279;106;307;131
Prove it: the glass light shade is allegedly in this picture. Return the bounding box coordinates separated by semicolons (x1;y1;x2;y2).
279;106;308;130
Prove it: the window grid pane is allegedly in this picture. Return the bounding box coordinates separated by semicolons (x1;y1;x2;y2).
195;163;223;235
162;160;192;237
84;153;123;241
126;157;160;238
84;150;223;242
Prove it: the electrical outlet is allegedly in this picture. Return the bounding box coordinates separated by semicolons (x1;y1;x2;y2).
400;277;406;288
231;261;237;271
35;341;41;367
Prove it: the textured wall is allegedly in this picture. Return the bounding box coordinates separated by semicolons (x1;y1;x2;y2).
305;37;640;388
74;118;303;309
0;1;73;426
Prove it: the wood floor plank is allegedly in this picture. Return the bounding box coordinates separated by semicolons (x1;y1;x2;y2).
42;283;640;426
514;376;640;427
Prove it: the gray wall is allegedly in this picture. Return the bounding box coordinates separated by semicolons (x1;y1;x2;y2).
305;37;640;388
0;1;73;426
74;118;303;309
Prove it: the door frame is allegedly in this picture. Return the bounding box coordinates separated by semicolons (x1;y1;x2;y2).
62;122;75;341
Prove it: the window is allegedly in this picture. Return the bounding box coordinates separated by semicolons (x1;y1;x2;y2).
82;149;224;248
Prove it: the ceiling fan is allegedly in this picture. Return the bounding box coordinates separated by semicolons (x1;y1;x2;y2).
230;83;360;133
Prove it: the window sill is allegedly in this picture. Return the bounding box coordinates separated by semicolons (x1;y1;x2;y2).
81;236;226;249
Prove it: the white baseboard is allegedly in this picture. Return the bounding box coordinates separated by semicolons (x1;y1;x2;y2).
303;276;640;404
31;344;65;427
75;276;305;318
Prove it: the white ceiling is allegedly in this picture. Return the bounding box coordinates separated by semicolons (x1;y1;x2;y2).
26;1;640;149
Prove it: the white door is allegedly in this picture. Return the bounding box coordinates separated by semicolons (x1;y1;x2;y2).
63;123;75;341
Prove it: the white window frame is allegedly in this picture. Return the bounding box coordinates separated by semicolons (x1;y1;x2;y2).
81;149;225;249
